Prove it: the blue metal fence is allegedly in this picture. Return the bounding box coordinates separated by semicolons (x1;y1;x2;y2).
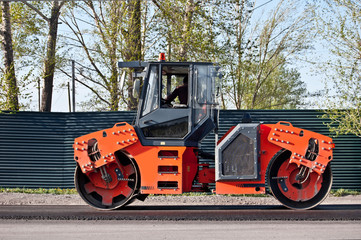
0;110;360;189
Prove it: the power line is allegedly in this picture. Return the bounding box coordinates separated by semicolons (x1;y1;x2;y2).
253;0;275;11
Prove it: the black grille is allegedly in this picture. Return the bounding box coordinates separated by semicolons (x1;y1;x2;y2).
216;123;260;180
222;133;255;176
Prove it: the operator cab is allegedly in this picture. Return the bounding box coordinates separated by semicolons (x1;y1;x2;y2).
119;58;221;146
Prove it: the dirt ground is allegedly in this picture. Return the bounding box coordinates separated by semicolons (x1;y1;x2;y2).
0;192;360;206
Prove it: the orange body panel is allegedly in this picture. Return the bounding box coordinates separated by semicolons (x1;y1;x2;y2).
267;121;334;175
74;122;198;195
124;143;197;194
215;122;334;195
74;122;138;174
74;121;333;196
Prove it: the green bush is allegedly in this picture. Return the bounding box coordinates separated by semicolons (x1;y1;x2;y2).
0;188;77;195
331;188;360;197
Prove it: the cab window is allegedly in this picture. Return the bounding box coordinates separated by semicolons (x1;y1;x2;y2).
161;65;189;107
142;65;159;116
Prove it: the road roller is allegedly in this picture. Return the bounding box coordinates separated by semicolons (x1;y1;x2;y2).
73;54;334;210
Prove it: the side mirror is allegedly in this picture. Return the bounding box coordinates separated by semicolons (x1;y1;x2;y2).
216;85;220;97
215;72;223;97
133;78;140;98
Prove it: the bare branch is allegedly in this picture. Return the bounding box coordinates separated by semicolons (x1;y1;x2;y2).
59;68;111;106
20;1;50;22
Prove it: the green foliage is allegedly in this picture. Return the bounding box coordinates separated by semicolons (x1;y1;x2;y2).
10;2;46;62
322;108;361;137
61;0;135;111
316;0;361;137
1;2;19;111
4;0;352;112
0;74;6;110
0;1;48;111
0;187;77;195
0;64;19;111
148;0;310;110
151;0;219;62
331;188;360;197
216;0;310;109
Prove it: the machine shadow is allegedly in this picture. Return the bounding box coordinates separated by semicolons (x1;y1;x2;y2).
120;204;361;211
121;204;286;211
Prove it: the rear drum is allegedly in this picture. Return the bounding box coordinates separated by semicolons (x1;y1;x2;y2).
267;149;333;210
75;154;139;210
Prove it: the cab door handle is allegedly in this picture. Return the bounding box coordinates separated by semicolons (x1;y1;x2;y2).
143;120;156;125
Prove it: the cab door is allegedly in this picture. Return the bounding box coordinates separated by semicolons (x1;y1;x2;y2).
135;63;192;146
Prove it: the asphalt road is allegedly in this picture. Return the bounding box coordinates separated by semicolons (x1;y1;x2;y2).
1;204;361;221
0;220;360;240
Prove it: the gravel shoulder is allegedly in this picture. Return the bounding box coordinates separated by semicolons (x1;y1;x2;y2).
1;192;360;206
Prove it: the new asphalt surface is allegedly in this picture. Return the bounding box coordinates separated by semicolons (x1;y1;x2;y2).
1;204;361;221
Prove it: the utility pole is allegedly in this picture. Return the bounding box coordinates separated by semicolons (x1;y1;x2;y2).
67;82;71;112
38;77;40;112
72;60;75;112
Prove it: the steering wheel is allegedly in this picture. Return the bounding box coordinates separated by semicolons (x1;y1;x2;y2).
161;98;173;108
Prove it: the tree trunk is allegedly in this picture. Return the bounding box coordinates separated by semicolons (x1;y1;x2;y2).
0;1;19;111
124;0;141;110
40;1;61;112
109;3;120;111
179;0;194;61
110;52;119;111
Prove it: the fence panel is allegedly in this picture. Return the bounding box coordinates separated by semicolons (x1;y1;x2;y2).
0;110;360;189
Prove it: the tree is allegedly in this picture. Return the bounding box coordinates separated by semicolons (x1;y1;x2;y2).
61;0;143;111
60;0;219;111
218;0;310;109
1;0;311;112
123;0;142;110
251;63;306;109
22;0;66;112
0;1;19;111
1;2;50;111
317;0;361;137
151;0;218;62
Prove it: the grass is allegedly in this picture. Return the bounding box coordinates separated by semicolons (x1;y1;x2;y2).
151;192;269;197
149;192;211;197
1;188;266;197
330;188;360;197
1;187;359;197
178;192;211;196
225;194;269;197
0;188;77;195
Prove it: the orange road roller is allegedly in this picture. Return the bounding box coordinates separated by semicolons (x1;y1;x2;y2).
73;57;334;210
